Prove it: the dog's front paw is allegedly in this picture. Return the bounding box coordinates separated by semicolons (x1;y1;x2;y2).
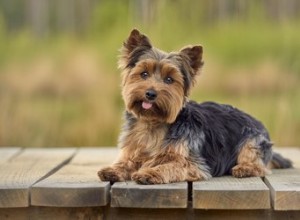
232;164;265;178
97;167;124;182
132;169;165;184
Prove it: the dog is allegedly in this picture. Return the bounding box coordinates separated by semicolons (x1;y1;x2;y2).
97;29;292;184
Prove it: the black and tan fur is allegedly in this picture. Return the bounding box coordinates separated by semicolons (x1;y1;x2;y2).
98;29;292;184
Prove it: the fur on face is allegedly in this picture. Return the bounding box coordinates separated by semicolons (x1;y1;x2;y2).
119;29;203;123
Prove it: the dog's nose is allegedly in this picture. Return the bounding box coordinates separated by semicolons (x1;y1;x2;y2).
145;89;157;101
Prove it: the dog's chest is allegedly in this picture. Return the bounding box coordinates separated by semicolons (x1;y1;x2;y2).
121;121;168;160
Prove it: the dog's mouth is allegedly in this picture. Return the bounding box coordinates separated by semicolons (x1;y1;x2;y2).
134;100;156;111
141;101;153;110
130;100;168;120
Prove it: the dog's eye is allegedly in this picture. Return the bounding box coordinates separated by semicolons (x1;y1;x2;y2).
164;77;174;84
140;72;149;80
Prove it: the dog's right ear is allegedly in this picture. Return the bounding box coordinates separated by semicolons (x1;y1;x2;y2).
124;29;152;53
118;29;152;69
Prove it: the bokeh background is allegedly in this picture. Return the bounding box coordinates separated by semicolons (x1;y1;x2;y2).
0;0;299;147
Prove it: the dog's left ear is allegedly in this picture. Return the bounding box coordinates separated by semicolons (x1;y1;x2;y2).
180;45;203;77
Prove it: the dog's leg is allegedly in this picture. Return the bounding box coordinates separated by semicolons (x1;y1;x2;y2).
98;150;139;182
232;137;272;178
131;145;211;184
132;161;209;184
97;161;134;183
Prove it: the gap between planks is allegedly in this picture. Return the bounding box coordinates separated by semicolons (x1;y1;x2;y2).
30;147;300;209
0;148;77;208
1;147;299;210
30;147;117;207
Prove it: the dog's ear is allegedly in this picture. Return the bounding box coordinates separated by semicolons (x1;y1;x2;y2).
124;29;152;53
180;45;203;77
118;29;152;69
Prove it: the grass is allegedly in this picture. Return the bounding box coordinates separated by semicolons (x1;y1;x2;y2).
191;60;300;146
0;1;300;147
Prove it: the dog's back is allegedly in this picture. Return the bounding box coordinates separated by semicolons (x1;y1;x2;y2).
167;101;292;177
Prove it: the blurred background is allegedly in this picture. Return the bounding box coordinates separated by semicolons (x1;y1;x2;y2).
0;0;299;147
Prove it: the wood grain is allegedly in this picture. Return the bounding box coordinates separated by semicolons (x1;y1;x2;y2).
111;181;188;208
31;148;115;207
31;164;110;207
0;207;104;220
0;147;22;163
193;176;270;209
264;168;300;210
71;147;119;165
1;207;300;220
0;148;76;208
105;208;300;220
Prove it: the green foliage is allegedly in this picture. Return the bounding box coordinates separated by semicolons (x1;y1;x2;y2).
0;0;299;147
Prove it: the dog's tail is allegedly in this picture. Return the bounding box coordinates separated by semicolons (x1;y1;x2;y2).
268;152;293;169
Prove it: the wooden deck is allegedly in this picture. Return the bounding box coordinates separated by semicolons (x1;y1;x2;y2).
0;147;299;220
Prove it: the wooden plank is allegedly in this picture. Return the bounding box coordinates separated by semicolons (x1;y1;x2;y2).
30;207;300;220
111;181;188;208
30;207;105;220
31;148;115;207
264;168;300;210
0;148;76;208
0;147;22;163
0;207;104;220
1;207;300;220
193;176;270;209
31;165;110;207
71;147;119;165
10;148;76;163
105;208;300;220
273;147;300;168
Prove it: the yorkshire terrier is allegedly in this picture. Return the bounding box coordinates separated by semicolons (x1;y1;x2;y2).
97;29;292;184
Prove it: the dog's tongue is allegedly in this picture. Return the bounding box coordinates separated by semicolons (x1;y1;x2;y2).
142;101;153;110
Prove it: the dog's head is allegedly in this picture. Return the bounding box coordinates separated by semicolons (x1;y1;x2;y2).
119;29;203;123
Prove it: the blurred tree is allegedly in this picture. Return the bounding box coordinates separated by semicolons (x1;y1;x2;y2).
26;0;49;37
265;0;300;22
1;0;300;37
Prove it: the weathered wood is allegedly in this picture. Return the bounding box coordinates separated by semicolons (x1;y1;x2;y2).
105;207;300;220
1;146;300;218
0;148;76;208
31;165;110;207
1;207;300;220
105;206;191;220
70;147;119;165
111;181;188;208
264;168;300;210
0;208;29;220
31;148;115;207
193;176;270;209
30;206;104;220
0;147;22;163
0;207;104;220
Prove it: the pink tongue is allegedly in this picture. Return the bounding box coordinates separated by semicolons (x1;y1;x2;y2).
142;101;153;110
